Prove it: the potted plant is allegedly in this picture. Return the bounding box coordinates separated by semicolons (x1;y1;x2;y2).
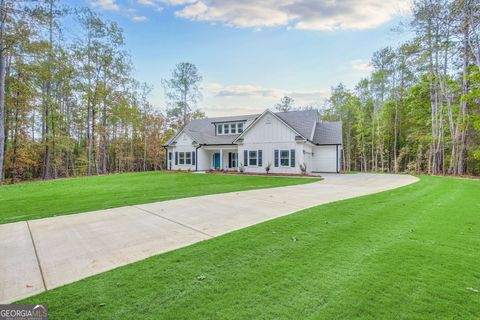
239;163;245;173
265;163;271;174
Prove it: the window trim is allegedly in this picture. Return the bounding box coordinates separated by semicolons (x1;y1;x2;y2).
216;122;245;135
280;150;290;167
248;150;257;166
246;149;263;167
179;152;185;165
177;151;194;166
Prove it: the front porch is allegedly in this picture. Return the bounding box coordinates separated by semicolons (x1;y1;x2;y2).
202;146;239;171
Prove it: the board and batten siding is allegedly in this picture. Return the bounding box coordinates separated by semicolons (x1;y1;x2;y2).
168;132;197;170
238;112;306;174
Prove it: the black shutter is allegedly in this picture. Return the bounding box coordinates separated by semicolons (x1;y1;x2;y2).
192;151;196;165
228;152;232;168
175;152;178;165
274;150;279;167
290;149;295;167
244;150;248;166
258;150;263;167
168;152;172;160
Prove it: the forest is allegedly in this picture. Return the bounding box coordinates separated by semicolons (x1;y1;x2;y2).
0;0;479;183
322;0;480;176
0;0;185;183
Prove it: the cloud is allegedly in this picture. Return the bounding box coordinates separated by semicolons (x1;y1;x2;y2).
132;15;148;21
350;59;373;72
206;83;328;100
90;0;120;11
168;0;412;31
202;82;328;116
136;0;164;11
215;84;284;98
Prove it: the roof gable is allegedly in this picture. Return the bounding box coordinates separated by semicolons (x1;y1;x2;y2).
234;109;308;143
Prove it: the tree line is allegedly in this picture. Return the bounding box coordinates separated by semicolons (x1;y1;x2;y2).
0;1;207;183
322;0;480;176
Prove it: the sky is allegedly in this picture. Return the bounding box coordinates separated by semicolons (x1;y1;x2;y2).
68;0;413;116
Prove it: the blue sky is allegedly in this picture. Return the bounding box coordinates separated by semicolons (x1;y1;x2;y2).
71;0;412;116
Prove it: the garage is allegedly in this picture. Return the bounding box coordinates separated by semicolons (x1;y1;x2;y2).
312;145;340;173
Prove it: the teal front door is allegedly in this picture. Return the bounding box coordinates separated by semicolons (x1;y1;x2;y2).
213;153;221;168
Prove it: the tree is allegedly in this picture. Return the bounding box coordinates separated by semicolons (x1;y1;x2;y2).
0;0;6;181
162;62;202;127
274;96;295;112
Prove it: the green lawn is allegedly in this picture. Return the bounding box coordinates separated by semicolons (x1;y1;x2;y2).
0;172;318;224
19;176;480;319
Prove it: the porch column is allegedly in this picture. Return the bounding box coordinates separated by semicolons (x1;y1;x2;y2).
220;148;223;169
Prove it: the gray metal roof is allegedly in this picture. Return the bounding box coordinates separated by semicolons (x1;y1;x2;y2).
166;110;342;146
312;121;343;145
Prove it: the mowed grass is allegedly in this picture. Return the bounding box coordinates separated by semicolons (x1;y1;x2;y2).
19;176;480;319
0;171;318;224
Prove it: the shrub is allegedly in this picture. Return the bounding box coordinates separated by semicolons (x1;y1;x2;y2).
299;162;307;174
265;163;271;174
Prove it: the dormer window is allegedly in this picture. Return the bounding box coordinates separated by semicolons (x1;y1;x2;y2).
216;122;245;135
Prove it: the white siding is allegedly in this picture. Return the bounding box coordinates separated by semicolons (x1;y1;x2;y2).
239;112;305;174
312;145;339;173
168;133;196;170
196;148;210;171
303;143;314;173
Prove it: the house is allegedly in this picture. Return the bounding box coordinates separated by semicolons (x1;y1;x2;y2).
164;109;342;174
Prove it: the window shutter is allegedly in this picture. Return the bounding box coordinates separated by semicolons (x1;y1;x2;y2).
192;151;196;165
258;150;263;167
244;150;248;166
290;149;295;167
175;152;178;165
274;150;279;167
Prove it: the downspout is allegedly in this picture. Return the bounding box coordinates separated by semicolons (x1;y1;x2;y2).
195;145;202;172
163;146;168;170
336;145;339;173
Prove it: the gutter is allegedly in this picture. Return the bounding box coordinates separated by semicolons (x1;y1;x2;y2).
162;146;168;170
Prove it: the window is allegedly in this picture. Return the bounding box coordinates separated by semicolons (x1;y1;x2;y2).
275;149;296;167
244;150;262;167
216;122;245;135
177;152;194;165
248;150;257;166
179;152;185;165
280;150;289;166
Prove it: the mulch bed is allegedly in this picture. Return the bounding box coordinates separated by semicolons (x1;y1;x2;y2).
206;171;319;178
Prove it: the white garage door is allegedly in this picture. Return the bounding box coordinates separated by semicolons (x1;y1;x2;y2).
312;145;338;173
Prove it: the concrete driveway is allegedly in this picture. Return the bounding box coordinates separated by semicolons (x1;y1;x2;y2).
0;173;418;303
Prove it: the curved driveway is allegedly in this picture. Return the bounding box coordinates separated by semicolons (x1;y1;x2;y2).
0;173;418;303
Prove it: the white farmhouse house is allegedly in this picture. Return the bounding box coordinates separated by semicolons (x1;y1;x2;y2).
164;109;342;174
